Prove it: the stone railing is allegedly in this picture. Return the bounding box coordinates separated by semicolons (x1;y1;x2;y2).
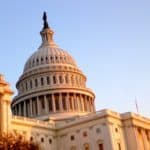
12;115;55;128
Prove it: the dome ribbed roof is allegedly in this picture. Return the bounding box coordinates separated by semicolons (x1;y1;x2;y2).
23;46;77;73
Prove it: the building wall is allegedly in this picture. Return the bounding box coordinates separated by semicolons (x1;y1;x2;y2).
1;75;150;150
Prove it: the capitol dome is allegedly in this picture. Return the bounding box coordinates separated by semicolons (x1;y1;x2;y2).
11;12;95;121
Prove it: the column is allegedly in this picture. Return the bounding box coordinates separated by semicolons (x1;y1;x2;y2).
133;127;142;150
37;96;40;116
30;99;33;117
148;132;150;149
70;95;76;111
73;93;77;111
56;75;59;85
86;96;90;112
90;98;93;112
80;94;84;112
44;95;49;114
18;103;21;116
104;122;116;150
84;95;88;111
76;95;80;112
52;94;56;112
141;129;149;150
14;106;16;115
24;101;26;117
66;93;70;111
59;93;63;112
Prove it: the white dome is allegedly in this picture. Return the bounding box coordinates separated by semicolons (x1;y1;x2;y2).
12;13;95;120
23;46;77;73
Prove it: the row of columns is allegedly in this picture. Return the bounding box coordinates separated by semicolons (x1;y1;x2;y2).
135;127;150;150
12;93;95;117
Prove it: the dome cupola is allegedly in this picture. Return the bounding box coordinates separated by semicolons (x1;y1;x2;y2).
11;12;95;121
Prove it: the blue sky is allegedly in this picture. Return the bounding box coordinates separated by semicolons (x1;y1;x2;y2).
0;0;150;116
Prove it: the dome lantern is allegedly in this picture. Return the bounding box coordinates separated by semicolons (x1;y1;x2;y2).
40;12;57;47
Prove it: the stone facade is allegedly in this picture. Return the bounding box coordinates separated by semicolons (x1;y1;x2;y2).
0;13;150;150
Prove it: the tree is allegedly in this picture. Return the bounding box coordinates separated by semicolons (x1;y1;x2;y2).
0;133;39;150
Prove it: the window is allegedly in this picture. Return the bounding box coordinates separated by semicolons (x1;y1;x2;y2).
47;76;50;85
41;77;44;86
53;76;57;84
30;137;33;142
59;75;63;84
49;138;52;144
115;128;118;133
117;143;121;150
50;56;53;62
70;135;75;141
97;140;104;150
96;128;101;134
83;131;87;137
35;79;38;87
30;80;32;89
84;143;89;150
46;56;48;63
36;58;39;64
41;137;44;143
99;143;104;150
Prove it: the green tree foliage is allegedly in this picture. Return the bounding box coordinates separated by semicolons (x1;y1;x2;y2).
0;133;39;150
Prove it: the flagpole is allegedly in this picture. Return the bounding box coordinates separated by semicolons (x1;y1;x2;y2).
135;97;139;113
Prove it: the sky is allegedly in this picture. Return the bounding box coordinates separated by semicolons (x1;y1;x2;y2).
0;0;150;117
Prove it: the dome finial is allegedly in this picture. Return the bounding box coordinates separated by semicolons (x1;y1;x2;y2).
43;11;49;29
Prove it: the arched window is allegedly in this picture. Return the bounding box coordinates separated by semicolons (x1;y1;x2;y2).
35;79;38;87
49;138;52;144
45;56;48;63
36;58;39;65
84;143;90;150
41;137;44;143
41;77;44;86
53;76;57;84
117;142;121;150
30;80;32;89
47;76;50;85
30;136;33;142
41;57;44;63
97;140;104;150
59;75;63;84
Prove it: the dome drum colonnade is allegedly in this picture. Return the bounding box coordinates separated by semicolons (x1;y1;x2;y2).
11;12;95;120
